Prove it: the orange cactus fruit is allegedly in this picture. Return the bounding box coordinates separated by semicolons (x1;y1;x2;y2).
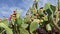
13;13;16;16
36;13;39;16
30;19;32;22
33;8;37;14
31;18;34;21
12;15;16;17
33;19;40;23
40;9;43;12
40;19;44;23
30;15;32;18
30;14;32;18
39;7;43;11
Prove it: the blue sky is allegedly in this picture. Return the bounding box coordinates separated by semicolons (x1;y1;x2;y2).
0;0;58;18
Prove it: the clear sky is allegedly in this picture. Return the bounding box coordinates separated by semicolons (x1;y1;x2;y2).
0;0;58;18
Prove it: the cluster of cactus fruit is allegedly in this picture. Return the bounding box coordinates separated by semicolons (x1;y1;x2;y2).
0;0;60;34
24;4;59;34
